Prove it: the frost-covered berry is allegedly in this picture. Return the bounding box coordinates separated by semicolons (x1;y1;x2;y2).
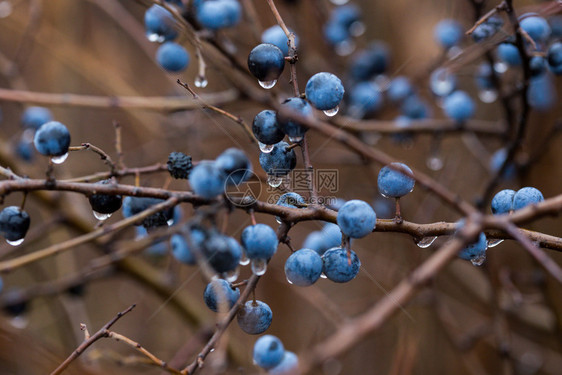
248;43;285;83
216;148;252;185
33;121;71;157
88;179;122;217
377;163;415;198
285;249;323;286
337;200;376;239
276;97;313;140
322;247;360;283
189;161;227;199
491;189;516;215
241;224;278;260
21;106;53;130
259;141;297;177
204;279;240;312
513;187;544;210
0;206;30;243
237;300;272;334
167;152;192;179
253;335;285;370
252;110;285;145
305;72;345;111
156;42;190;72
443;91;475;122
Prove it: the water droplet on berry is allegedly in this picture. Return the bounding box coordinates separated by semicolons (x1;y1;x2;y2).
320;273;327;279
223;268;239;283
286;277;294;285
323;106;339;117
470;252;486;266
494;61;508;74
258;79;277;89
194;76;208;88
426;156;444;171
51;152;69;164
478;88;498;103
0;1;13;18
239;253;250;266
6;238;24;246
258;142;274;153
251;258;267;276
93;211;112;221
415;236;437;248
210;348;215;353
335;40;355;56
267;175;284;188
349;21;366;37
146;32;165;43
430;68;456;97
487;239;504;248
288;136;303;143
9;315;28;329
330;0;349;4
167;218;174;226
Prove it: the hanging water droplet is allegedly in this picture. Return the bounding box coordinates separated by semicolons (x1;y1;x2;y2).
446;46;462;59
335;40;355;56
0;1;13;18
487;239;504;248
426;156;444;171
349;21;366;37
415;236;437;248
9;315;28;329
51;152;69;164
429;68;456;97
93;211;112;221
258;142;274;153
478;88;498;103
210;348;215;353
251;258;267;276
258;79;277;89
167;218;174;226
320;273;328;279
146;32;165;43
223;268;239;283
494;61;508;74
194;76;208;88
286;277;294;285
330;0;349;4
470;252;486;266
323;106;339;117
275;215;282;225
239;253;250;266
288;135;303;143
6;238;24;246
267;174;284;188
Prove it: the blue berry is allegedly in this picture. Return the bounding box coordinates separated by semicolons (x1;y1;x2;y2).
330;4;361;29
529;56;547;77
276;192;305;208
387;76;414;103
285;249;323;286
241;224;279;260
237;300;273;335
15;137;34;162
253;110;285;145
349;42;389;81
277;97;313;140
547;42;562;75
261;25;298;56
0;206;30;243
443;90;475;122
471;15;503;42
303;223;342;255
253;335;285;370
268;351;299;375
216;148;252;185
519;14;551;43
21;106;53;130
323;21;350;46
458;232;487;261
527;74;556;111
475;63;494;90
302;231;326;253
33;121;71;157
189;161;227;199
171;234;196;265
196;0;241;30
377;162;415;198
156;42;189;72
491;189;516;215
204;279;240;312
348;82;383;117
489;148;517;179
88;179;122;215
434;19;463;49
337;200;376;239
513;187;544;210
259;141;297;176
144;5;178;42
400;95;430;119
202;233;242;273
550;15;562;37
248;43;285;82
372;197;395;219
497;43;521;66
322;247;360;283
305;72;345;111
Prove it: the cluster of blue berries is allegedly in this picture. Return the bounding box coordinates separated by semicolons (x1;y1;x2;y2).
253;335;298;374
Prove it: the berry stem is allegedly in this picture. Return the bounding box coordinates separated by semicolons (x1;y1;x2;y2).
394;198;403;224
249;209;257;226
20;192;28;210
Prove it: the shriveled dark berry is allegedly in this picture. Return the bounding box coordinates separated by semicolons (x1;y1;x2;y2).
0;206;30;242
122;196;174;229
88;179;122;214
167;152;192;179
